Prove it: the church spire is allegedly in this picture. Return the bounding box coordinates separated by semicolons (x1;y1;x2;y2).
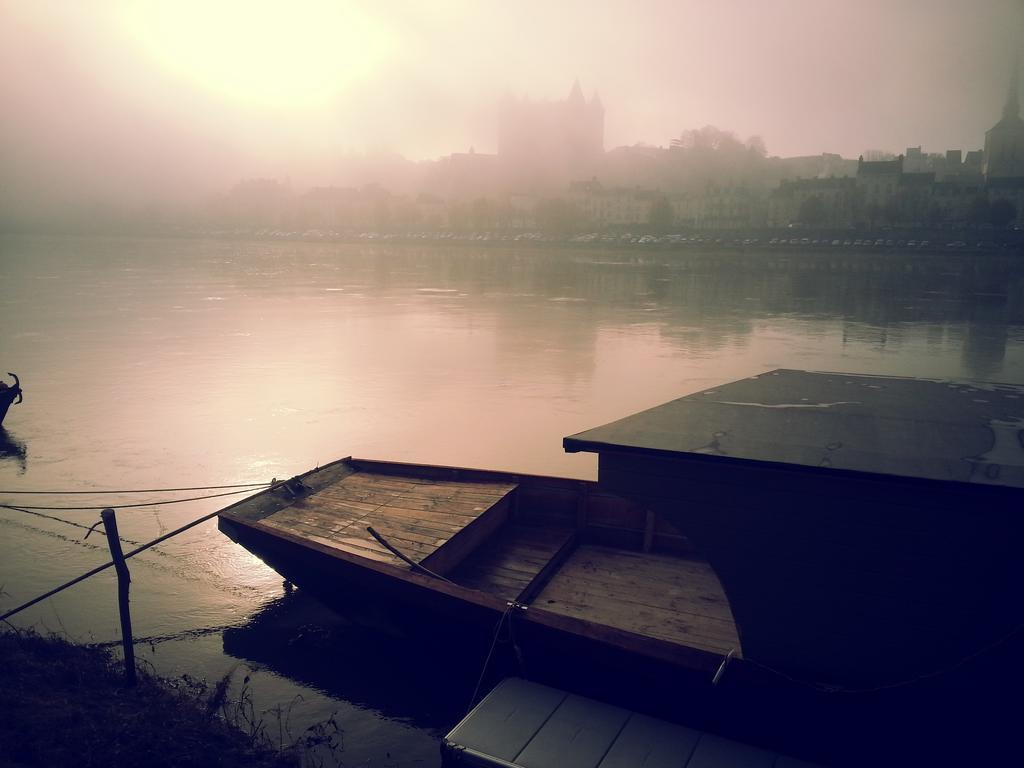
1004;55;1020;121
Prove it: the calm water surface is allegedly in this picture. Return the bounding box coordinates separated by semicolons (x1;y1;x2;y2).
2;236;1023;764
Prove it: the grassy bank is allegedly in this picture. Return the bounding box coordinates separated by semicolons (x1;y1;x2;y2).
0;629;333;768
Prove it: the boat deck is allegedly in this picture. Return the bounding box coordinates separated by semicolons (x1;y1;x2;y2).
258;470;517;566
452;523;575;600
452;529;739;656
536;544;740;656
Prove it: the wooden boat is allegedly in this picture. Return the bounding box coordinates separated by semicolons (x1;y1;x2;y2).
217;459;739;709
218;370;1024;766
0;372;22;426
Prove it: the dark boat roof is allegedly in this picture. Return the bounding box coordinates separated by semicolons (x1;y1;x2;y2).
564;369;1024;490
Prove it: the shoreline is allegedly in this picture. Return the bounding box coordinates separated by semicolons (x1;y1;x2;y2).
0;628;339;768
3;228;1023;258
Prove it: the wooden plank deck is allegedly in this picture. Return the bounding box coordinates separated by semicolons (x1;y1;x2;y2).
258;470;517;568
533;544;741;656
451;524;575;600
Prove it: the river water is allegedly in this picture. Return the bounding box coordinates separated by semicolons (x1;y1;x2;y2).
2;235;1023;765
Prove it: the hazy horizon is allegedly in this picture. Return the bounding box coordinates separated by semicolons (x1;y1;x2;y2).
2;0;1022;215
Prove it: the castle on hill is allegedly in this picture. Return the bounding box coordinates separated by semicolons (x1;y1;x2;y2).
498;79;605;191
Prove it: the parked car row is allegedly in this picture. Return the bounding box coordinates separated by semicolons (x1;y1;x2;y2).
767;237;1013;249
192;228;1019;251
770;237;932;248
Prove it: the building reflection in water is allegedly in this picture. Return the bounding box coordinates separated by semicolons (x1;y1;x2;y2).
962;296;1010;380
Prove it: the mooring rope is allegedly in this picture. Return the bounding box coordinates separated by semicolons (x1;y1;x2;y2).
0;486;270;511
0;482;271;495
466;601;523;714
0;503;103;535
0;503;166;551
0;499;241;622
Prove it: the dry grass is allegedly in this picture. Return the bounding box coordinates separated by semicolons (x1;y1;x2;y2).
0;628;314;768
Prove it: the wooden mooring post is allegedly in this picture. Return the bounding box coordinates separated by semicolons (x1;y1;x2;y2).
100;508;136;686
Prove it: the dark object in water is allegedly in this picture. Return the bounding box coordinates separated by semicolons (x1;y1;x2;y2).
0;372;22;426
0;428;27;473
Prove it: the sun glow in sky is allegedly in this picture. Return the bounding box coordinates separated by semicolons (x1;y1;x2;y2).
116;1;397;109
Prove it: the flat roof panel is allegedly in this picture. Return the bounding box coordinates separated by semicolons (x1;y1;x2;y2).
515;694;631;768
563;370;1024;489
445;678;566;762
686;734;777;768
597;713;700;768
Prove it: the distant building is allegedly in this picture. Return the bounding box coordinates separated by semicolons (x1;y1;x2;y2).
687;186;767;229
895;172;936;225
568;179;655;227
930;178;986;223
444;148;500;200
941;149;978;181
963;150;985;176
987;180;1024;224
769;177;857;227
984;61;1024;180
904;146;927;173
763;154;857;186
498;80;604;192
856;155;903;219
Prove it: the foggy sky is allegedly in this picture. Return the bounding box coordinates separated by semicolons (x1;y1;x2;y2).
1;0;1022;214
